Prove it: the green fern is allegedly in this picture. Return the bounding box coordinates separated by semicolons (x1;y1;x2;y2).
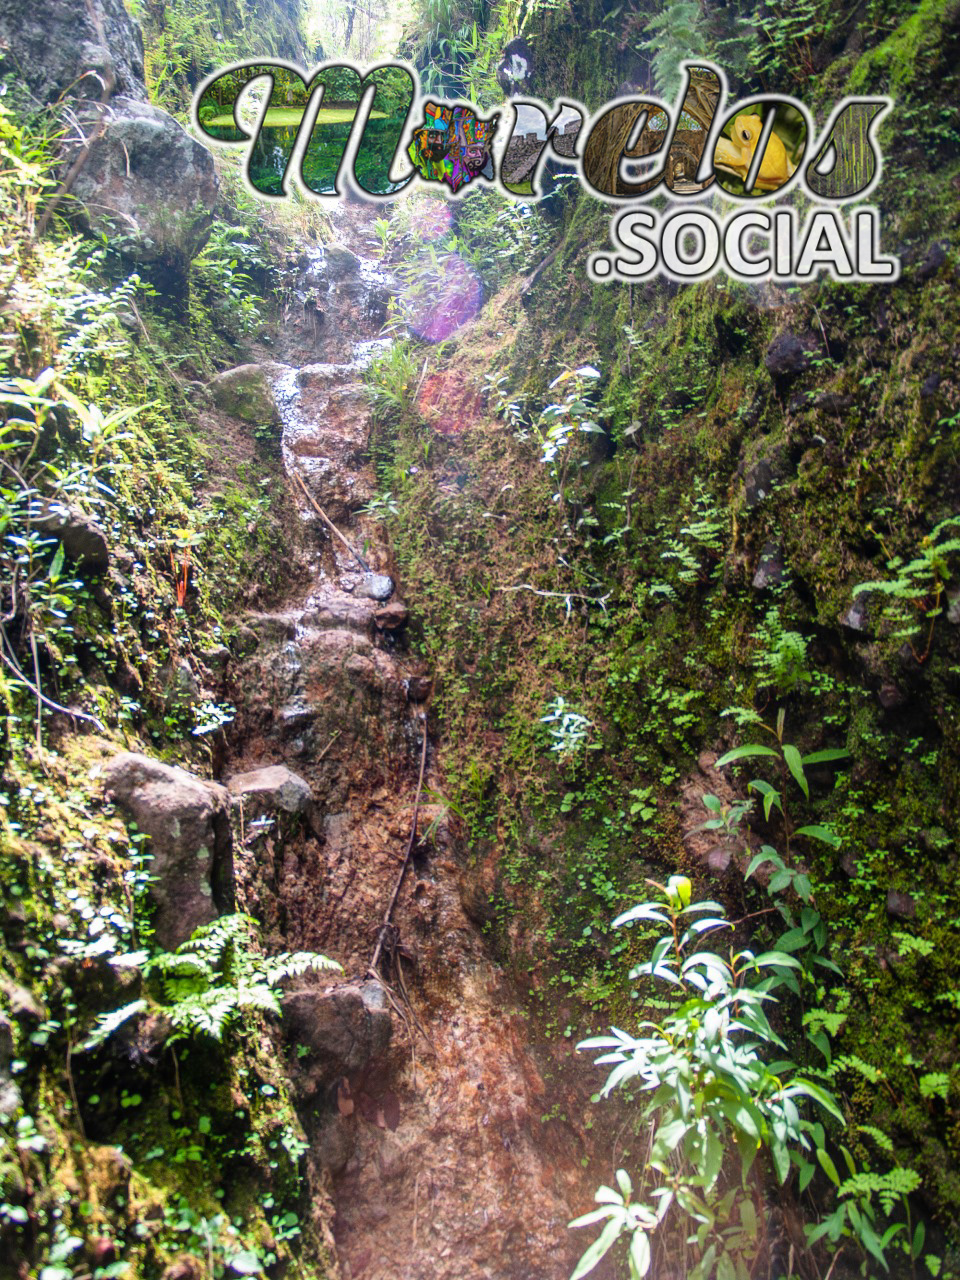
80;915;340;1051
635;1;709;100
146;914;340;1043
80;999;149;1052
839;1167;922;1216
854;516;960;660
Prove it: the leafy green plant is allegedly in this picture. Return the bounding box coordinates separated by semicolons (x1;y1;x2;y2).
751;606;811;695
81;914;340;1049
853;516;960;662
658;481;725;587
634;0;709;99
572;876;922;1280
191;222;264;338
541;695;593;758
0;369;144;748
715;707;847;864
737;0;837;91
191;699;236;737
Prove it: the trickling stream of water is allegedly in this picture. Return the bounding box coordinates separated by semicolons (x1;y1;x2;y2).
222;204;607;1280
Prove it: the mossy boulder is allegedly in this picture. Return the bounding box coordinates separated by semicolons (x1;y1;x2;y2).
209;363;285;424
0;0;218;278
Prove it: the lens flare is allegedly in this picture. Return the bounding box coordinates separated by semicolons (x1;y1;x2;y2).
403;253;482;342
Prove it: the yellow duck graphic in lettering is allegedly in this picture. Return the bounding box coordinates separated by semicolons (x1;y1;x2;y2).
713;113;796;191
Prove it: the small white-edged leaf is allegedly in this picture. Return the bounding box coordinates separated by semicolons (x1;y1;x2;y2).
628;1229;651;1278
569;1214;624;1280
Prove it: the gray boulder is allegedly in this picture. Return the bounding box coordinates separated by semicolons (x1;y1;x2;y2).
764;332;819;381
886;889;916;921
282;981;391;1082
71;96;217;275
743;459;773;509
356;572;394;602
102;753;234;949
752;540;786;590
0;1012;20;1120
0;0;146;105
0;0;217;278
227;765;314;822
33;500;110;575
840;596;870;633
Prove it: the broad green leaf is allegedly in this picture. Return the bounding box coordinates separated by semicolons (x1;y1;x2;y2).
912;1221;926;1259
784;1080;845;1124
817;1148;840;1187
715;744;778;768
628;1229;651;1279
746;850;781;879
717;1254;737;1280
782;744;809;798
857;1217;890;1268
793;873;813;902
770;1138;790;1183
570;1214;624;1280
653;1118;689;1156
703;1127;723;1189
882;1223;905;1248
773;927;807;952
679;899;726;915
801;748;850;765
613;904;669;928
226;1252;263;1276
748;778;782;820
48;543;65;581
752;951;803;970
795;824;841;848
740;1197;757;1237
569;1207;617;1230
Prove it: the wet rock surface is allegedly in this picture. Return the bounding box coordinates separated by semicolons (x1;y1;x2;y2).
224;206;602;1280
283;982;392;1085
0;0;146;104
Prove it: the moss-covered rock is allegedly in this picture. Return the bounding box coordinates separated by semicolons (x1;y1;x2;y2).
209;363;284;424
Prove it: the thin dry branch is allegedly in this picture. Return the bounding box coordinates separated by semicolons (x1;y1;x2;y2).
370;718;429;973
292;469;370;572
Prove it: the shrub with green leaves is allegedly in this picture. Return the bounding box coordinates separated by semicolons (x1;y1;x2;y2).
571;875;929;1280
